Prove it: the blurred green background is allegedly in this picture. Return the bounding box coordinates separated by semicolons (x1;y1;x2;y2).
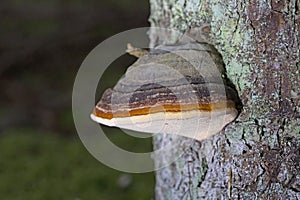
0;0;154;199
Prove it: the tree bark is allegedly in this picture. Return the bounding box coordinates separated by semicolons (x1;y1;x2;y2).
149;0;299;199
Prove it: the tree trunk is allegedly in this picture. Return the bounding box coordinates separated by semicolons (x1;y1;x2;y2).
149;0;299;199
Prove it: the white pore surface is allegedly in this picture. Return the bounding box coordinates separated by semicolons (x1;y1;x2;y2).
90;108;237;141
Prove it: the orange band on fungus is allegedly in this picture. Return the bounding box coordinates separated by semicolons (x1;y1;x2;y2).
93;101;236;119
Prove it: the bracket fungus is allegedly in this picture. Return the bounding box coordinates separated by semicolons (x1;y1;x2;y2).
91;42;240;141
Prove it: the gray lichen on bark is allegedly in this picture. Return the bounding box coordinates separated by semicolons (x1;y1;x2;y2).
149;0;299;199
